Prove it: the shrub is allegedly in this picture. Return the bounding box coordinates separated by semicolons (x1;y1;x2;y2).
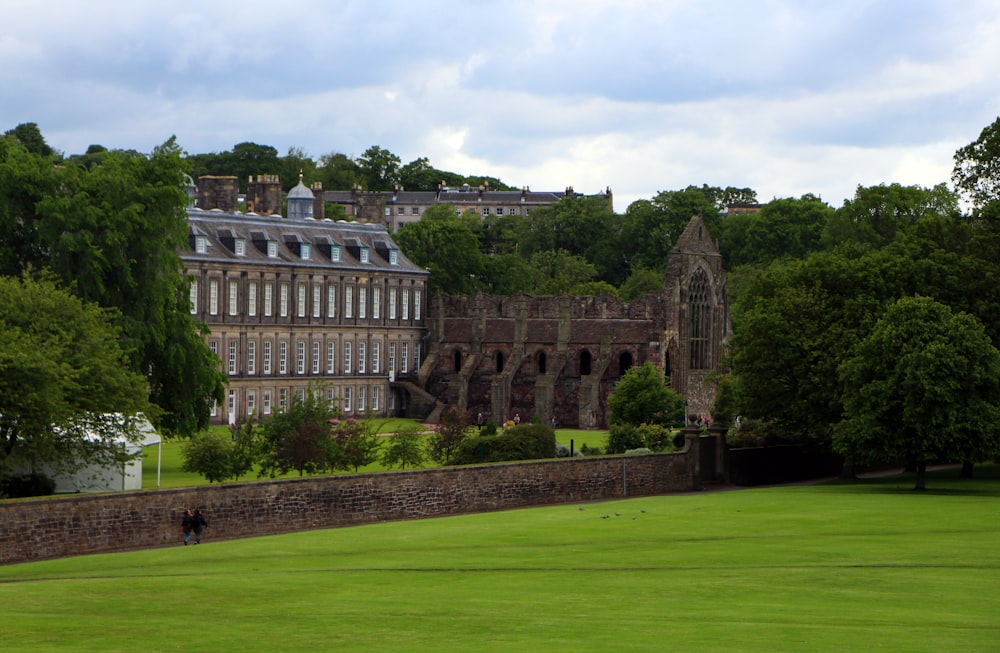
636;423;676;452
182;430;239;483
454;423;556;464
579;443;602;456
0;472;56;498
606;424;643;454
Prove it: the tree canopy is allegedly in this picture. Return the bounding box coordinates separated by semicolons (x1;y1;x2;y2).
834;297;1000;489
0;131;226;436
608;362;686;427
0;275;151;477
953;116;1000;208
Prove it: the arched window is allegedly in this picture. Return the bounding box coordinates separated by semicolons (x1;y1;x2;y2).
496;351;505;373
618;351;633;374
688;268;711;369
453;349;462;372
537;351;547;375
580;350;592;376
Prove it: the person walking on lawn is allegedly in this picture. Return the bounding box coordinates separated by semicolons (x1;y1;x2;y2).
181;509;194;545
192;509;208;544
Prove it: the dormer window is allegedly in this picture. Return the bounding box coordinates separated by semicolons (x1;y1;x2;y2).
301;243;311;260
235;238;246;256
331;245;341;262
267;241;278;258
360;247;370;263
389;249;399;265
195;236;208;253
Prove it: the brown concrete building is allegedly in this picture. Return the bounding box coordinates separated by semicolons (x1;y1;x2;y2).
183;175;429;425
325;184;614;231
417;215;730;428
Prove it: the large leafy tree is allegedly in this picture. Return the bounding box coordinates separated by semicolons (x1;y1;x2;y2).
317;151;362;190
357;145;401;191
620;186;721;273
727;250;890;434
277;146;319;191
521;196;624;285
258;390;338;477
395;205;486;294
823;183;960;249
331;418;382;472
607;362;685;427
0;275;150;476
3;122;55;158
834;297;1000;490
718;195;832;268
953;116;1000;208
0;132;226;436
380;423;426;470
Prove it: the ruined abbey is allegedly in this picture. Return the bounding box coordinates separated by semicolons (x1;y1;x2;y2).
416;215;730;428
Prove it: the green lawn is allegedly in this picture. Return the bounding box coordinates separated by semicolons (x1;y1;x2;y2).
143;423;610;489
4;466;998;652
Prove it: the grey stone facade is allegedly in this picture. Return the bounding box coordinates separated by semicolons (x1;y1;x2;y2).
183;176;429;425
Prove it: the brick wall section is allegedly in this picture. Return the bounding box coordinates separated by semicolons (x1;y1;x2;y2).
0;442;697;566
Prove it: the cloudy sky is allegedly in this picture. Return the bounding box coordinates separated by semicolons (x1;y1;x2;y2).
2;0;998;210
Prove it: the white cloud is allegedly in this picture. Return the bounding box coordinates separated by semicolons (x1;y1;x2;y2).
2;0;998;211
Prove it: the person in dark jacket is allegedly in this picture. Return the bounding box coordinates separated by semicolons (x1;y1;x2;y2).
181;509;194;545
192;509;208;544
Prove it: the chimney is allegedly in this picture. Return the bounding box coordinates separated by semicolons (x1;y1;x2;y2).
311;181;325;220
196;175;239;211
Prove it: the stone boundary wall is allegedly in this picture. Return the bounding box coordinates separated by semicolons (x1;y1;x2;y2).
1;441;697;566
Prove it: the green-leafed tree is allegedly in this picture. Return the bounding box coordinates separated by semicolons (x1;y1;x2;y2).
953;116;1000;208
181;430;236;483
521;196;624;285
258;390;338;477
719;195;832;268
380;423;426;470
357;145;401;191
620;187;720;273
3;122;55;157
332;418;382;472
228;142;281;190
399;157;467;191
427;406;470;466
2;133;226;436
727;250;890;435
36;138;227;435
277;146;319;191
395;205;486;294
0;275;150;477
476;210;530;256
619;267;664;302
834;297;1000;490
823;183;960;250
482;253;535;295
607;362;685;427
528;249;598;295
0;134;57;275
318;152;362;190
181;420;258;483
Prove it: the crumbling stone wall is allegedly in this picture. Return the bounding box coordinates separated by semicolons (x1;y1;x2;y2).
0;444;697;566
421;215;729;428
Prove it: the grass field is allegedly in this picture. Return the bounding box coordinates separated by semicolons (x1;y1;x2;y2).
3;466;998;652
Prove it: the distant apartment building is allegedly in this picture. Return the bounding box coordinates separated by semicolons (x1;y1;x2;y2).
325;184;615;231
183;175;429;426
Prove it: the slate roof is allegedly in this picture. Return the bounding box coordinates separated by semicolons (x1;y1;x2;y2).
182;207;427;275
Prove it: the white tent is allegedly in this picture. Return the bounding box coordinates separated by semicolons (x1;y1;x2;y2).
24;414;162;493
